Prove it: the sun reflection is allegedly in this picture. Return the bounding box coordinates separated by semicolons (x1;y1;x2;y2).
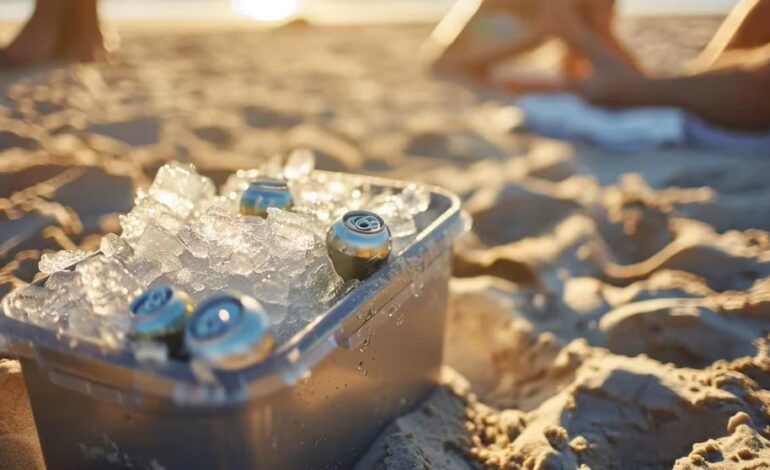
231;0;300;22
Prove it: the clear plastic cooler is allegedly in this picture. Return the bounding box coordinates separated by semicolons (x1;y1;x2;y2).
0;173;465;470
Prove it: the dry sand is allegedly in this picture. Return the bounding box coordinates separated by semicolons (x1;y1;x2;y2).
2;15;770;470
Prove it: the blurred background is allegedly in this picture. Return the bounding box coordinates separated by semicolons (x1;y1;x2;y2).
1;0;739;23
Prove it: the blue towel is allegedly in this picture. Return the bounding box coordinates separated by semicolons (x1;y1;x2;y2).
513;93;770;154
684;114;770;154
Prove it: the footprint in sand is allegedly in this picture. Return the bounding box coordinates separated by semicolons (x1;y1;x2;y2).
192;125;234;149
86;118;161;147
600;298;758;367
241;105;303;130
0;130;40;152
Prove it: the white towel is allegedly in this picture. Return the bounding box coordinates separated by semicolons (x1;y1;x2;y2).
513;93;770;154
513;93;687;152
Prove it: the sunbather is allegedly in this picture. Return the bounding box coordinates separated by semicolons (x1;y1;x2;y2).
428;0;770;131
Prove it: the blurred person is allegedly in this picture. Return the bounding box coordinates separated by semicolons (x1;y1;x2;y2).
423;0;636;90
1;0;108;66
428;0;770;131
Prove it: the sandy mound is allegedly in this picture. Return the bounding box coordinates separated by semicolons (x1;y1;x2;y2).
0;360;44;470
361;338;770;469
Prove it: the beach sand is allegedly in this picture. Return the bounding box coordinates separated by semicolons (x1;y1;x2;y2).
3;14;770;469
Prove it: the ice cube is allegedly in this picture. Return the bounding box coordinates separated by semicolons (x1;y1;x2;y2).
175;268;193;284
1;286;47;322
368;191;418;238
178;251;209;273
252;270;291;307
210;192;240;215
400;183;431;215
100;233;134;264
76;256;142;315
220;169;260;200
177;224;210;258
134;223;185;273
288;257;344;321
262;154;285;179
284;148;315;181
220;251;254;276
198;206;244;246
65;305;100;338
67;306;130;347
118;212;146;242
42;271;92;328
45;270;83;297
120;191;186;241
309;257;344;305
150;162;216;210
148;189;197;221
266;208;318;251
240;217;270;264
263;302;289;326
39;249;89;274
124;257;163;287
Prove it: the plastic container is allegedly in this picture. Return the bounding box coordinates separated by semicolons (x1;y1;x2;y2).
0;173;465;470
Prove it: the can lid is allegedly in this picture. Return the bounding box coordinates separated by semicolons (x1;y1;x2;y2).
247;179;289;192
343;211;386;235
130;285;173;316
188;298;243;341
185;294;275;370
130;286;193;339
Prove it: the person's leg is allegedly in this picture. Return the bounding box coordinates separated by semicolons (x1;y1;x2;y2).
58;0;108;62
538;0;637;78
574;0;639;72
693;0;770;71
0;0;66;66
423;0;546;80
426;0;637;91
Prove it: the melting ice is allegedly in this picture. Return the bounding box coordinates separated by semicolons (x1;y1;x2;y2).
2;151;431;349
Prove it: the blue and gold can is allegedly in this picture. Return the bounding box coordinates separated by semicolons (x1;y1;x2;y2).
129;285;195;354
326;211;392;282
239;178;293;218
185;293;275;370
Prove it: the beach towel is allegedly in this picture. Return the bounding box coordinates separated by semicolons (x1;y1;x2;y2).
513;93;770;154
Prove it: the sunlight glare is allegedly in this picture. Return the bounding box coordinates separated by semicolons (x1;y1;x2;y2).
231;0;300;22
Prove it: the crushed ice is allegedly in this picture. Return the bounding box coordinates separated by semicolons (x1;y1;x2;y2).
2;151;431;351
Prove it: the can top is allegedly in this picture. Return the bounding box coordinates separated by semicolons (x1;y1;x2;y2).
188;298;244;341
129;285;193;339
343;211;387;235
246;179;289;192
185;294;275;370
130;285;173;316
